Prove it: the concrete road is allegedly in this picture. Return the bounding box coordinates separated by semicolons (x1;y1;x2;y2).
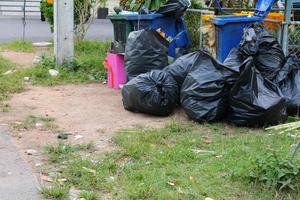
0;125;43;200
0;16;113;43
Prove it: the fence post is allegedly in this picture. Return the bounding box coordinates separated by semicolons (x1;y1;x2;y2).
54;0;74;65
282;0;293;55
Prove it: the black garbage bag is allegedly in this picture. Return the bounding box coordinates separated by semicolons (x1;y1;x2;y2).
122;70;179;116
223;48;246;72
239;23;285;80
180;50;239;122
227;58;287;127
164;51;201;88
157;0;191;19
125;29;169;80
274;56;300;115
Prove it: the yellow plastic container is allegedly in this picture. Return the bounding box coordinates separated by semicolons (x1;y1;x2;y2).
201;14;216;25
233;12;284;30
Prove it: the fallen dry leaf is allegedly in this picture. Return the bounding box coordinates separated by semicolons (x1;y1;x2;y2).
41;174;53;182
167;179;178;186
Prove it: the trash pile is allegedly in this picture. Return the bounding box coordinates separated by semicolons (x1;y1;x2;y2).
121;22;300;127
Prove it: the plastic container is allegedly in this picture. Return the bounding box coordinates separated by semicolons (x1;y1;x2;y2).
234;11;284;30
103;53;127;89
108;13;190;57
211;15;261;62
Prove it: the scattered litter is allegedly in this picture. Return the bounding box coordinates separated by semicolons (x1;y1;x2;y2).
35;123;43;129
167;179;178;186
82;167;96;174
192;149;215;154
35;163;43;167
3;70;13;75
57;178;67;183
215;155;223;158
57;132;71;140
205;197;215;200
48;69;59;77
74;135;84;140
25;149;37;155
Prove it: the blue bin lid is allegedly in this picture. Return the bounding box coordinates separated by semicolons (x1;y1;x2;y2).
254;0;278;18
210;15;262;25
108;13;164;20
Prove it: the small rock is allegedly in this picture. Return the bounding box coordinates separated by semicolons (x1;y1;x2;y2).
35;123;43;128
205;198;215;200
24;77;31;82
35;163;43;167
49;69;59;77
26;149;37;155
69;187;81;200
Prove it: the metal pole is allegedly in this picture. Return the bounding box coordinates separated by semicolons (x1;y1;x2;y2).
54;0;74;65
22;0;26;41
282;0;293;55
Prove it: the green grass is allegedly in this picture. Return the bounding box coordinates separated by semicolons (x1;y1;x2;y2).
24;40;110;86
78;191;98;200
13;115;57;131
42;121;300;200
44;142;94;163
0;40;35;52
0;40;110;105
41;185;69;199
0;56;26;102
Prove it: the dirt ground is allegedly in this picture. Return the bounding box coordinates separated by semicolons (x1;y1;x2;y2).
1;50;37;68
0;50;187;176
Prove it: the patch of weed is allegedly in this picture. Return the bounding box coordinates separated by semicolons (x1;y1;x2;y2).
41;185;69;199
44;142;94;163
0;56;25;102
0;40;35;52
13;115;57;131
249;150;300;192
78;191;98;200
42;121;300;199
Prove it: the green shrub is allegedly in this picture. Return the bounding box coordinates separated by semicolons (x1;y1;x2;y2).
249;150;300;192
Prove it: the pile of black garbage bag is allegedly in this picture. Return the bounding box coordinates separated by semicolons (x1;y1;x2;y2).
122;23;300;127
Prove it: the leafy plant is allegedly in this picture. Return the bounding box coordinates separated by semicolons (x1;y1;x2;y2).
249;150;300;192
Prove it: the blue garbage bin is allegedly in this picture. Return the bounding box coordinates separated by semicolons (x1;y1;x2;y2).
211;16;262;62
108;13;191;57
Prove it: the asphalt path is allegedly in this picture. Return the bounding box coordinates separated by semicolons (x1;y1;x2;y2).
0;125;43;200
0;16;113;43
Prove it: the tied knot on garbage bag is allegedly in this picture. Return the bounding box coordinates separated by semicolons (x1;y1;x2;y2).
157;0;191;20
239;23;285;81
